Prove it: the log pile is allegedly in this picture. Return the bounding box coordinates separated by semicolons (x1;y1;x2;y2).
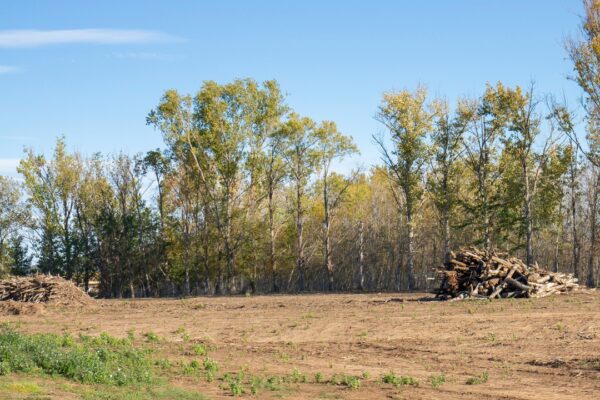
436;248;580;300
0;275;93;306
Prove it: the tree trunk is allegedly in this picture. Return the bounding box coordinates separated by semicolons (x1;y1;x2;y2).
323;175;334;291
442;210;451;264
296;182;305;292
268;188;278;292
553;207;562;273
406;207;416;290
357;221;365;291
587;170;600;287
571;160;580;279
523;159;534;267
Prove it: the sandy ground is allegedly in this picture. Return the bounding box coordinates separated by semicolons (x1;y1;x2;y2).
2;291;600;399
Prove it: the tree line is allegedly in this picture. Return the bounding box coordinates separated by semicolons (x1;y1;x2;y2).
1;0;600;296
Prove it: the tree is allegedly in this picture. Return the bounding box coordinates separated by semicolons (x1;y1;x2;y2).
18;138;81;277
0;176;29;276
487;83;550;266
428;99;468;263
565;0;600;287
459;89;506;252
280;113;320;291
375;87;431;290
9;235;32;276
149;79;285;293
315;121;358;291
254;82;289;292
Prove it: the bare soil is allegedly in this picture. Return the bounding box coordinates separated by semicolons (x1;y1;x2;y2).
2;291;600;399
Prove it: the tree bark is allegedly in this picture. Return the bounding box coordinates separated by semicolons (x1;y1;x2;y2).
296;182;305;292
406;207;416;290
570;159;581;279
268;187;278;292
587;170;600;287
323;173;334;291
358;221;365;290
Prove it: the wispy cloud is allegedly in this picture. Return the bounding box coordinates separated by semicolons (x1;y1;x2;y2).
0;65;19;74
0;29;181;48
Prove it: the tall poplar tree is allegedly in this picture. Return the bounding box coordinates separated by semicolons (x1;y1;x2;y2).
375;87;431;290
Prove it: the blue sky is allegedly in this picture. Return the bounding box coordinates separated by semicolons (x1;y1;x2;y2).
0;0;585;177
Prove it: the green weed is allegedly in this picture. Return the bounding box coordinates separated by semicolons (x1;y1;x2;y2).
381;372;419;387
466;371;489;385
0;326;153;385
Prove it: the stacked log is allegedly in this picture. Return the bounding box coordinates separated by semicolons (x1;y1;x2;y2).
0;275;93;306
436;248;580;300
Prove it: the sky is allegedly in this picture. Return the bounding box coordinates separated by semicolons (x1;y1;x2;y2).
0;0;586;178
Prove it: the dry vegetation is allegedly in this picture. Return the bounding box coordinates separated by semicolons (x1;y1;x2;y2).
1;292;599;399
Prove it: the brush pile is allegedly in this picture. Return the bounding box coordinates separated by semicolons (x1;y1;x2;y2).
0;275;93;306
436;248;580;300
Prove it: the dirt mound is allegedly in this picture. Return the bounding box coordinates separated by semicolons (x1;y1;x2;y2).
0;300;46;315
436;247;580;300
0;275;94;306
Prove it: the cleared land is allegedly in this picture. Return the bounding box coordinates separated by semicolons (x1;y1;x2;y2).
1;292;599;399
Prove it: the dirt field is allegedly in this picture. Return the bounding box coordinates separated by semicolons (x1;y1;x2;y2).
2;291;600;399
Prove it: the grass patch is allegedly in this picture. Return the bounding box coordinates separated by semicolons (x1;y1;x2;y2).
81;385;207;400
0;381;42;394
0;325;153;386
0;376;207;400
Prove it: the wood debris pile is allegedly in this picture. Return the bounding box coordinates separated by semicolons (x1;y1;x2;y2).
0;275;93;306
436;248;580;300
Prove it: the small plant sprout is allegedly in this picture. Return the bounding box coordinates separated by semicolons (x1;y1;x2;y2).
429;374;446;388
466;371;489;385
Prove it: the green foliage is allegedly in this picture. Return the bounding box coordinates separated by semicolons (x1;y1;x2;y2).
144;332;160;343
183;360;201;375
265;376;282;391
203;357;218;373
1;76;580;295
0;326;153;385
429;374;446;388
381;372;419;387
0;176;30;277
466;371;489;385
154;358;171;370
340;375;361;389
192;344;207;356
284;367;306;383
375;86;431;209
8;235;32;276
